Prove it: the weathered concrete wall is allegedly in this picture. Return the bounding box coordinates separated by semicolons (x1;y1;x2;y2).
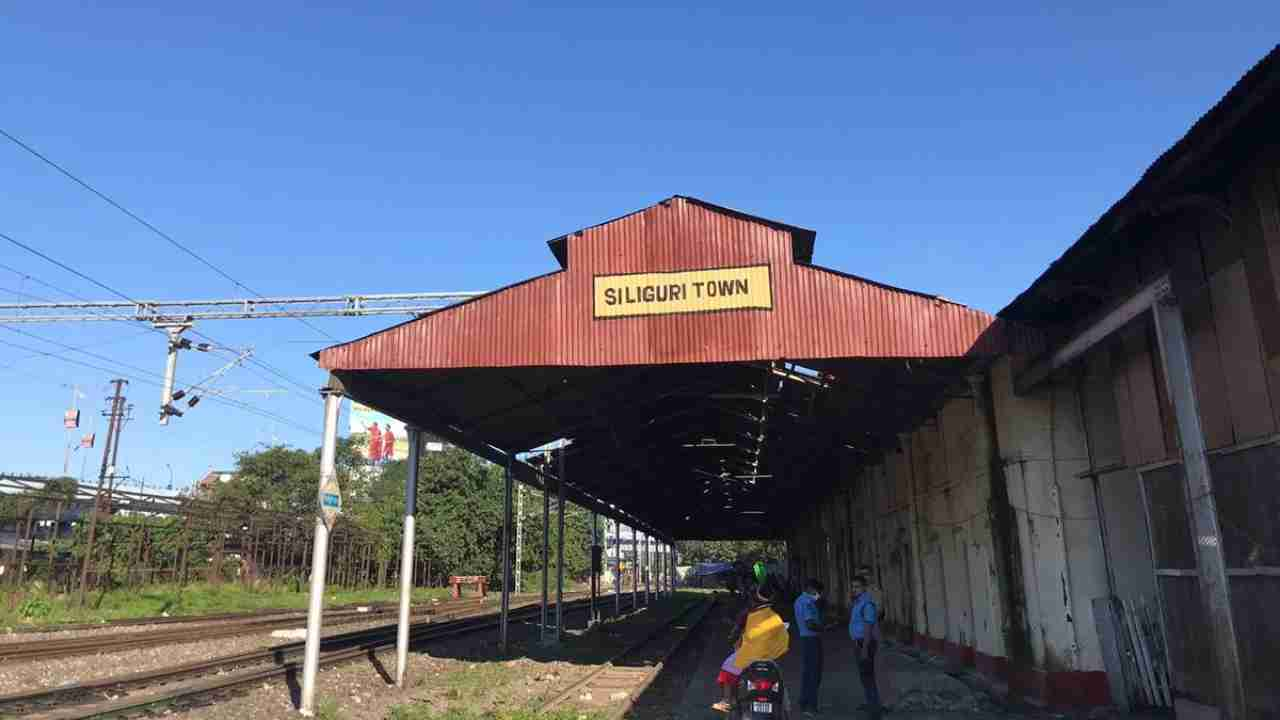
786;356;1113;706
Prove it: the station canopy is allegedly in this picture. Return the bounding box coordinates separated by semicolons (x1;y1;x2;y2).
316;197;1018;540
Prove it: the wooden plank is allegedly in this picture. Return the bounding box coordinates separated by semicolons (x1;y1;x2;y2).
1183;286;1236;450
1141;599;1174;707
1123;597;1157;705
1112;338;1145;469
1201;199;1245;277
1122;323;1171;464
1235;174;1280;358
1082;348;1127;468
1168;218;1209;299
1137;224;1173;285
1148;323;1182;456
1153;296;1248;716
1209;260;1277;441
1250;163;1280;430
1234;174;1280;439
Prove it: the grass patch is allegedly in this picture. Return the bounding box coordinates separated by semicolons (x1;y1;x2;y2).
0;583;450;629
315;695;347;720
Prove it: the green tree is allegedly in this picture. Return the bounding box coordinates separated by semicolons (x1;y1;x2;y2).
210;438;364;514
677;540;786;565
350;460;408;586
515;488;593;591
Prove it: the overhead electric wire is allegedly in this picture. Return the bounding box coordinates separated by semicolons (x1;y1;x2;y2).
0;329;313;434
0;328;153;385
0;231;321;405
1;231;137;303
0;336;320;436
0;260;95;300
0;127;337;341
0;285;50;302
0;325;161;379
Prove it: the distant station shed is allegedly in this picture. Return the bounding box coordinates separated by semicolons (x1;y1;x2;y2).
314;196;1019;540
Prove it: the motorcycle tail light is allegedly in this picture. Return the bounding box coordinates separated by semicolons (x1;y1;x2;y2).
746;679;774;691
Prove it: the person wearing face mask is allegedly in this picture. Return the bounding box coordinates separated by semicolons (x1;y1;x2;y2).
794;578;825;715
849;575;882;713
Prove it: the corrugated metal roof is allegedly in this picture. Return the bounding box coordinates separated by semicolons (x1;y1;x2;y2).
1000;44;1280;326
319;196;1012;372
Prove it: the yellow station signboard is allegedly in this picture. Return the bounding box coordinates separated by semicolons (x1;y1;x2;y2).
593;264;773;319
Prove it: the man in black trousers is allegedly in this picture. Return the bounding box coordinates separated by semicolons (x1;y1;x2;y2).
793;578;825;715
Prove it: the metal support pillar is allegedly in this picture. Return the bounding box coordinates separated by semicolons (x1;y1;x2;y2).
614;519;622;616
300;387;342;716
1151;286;1246;719
395;428;422;688
499;454;514;653
555;445;566;642
661;541;666;596
539;474;550;644
665;543;671;595
656;539;663;596
643;532;651;603
515;481;524;594
671;544;677;591
663;543;670;594
589;509;599;625
631;525;638;608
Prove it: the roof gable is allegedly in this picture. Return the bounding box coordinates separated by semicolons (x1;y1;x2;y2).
546;196;815;269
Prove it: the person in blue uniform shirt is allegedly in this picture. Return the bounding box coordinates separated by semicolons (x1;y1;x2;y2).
849;575;882;712
793;578;825;715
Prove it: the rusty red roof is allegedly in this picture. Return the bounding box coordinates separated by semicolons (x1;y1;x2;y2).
318;196;1009;372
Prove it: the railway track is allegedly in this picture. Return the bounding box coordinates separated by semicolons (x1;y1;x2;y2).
3;599;419;635
0;591;617;719
541;596;716;718
0;595;513;663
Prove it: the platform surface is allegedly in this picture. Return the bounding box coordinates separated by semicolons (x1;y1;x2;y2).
672;622;1000;720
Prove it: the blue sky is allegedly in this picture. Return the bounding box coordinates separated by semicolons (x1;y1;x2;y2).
1;3;1276;490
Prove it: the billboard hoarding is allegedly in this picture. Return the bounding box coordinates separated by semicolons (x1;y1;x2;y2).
349;401;408;462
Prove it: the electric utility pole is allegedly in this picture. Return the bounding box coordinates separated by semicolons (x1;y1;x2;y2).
77;379;127;606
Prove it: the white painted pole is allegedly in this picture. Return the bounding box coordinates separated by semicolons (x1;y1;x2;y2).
515;482;524;594
660;542;667;596
299;387;342;716
395;428;422;688
656;539;662;596
540;474;550;644
614;520;621;616
631;525;638;608
643;532;651;604
499;454;514;653
555;446;566;642
672;545;678;591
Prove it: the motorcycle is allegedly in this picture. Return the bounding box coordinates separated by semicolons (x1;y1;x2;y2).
732;660;789;720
